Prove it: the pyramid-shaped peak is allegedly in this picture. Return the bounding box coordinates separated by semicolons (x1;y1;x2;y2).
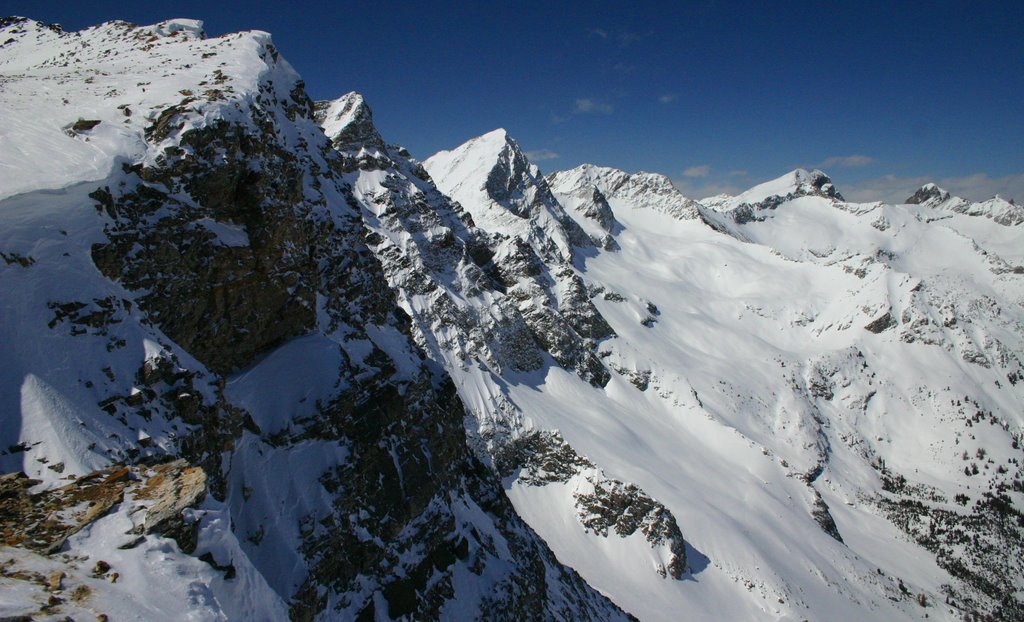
314;91;383;149
456;128;525;160
423;129;534;198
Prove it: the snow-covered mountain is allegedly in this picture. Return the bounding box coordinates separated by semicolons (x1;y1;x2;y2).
0;17;631;621
2;15;1022;622
423;135;1024;620
906;182;1024;228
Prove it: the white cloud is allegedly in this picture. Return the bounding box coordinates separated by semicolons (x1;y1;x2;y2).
670;167;752;199
839;172;1024;204
525;149;560;162
587;28;650;46
574;98;614;114
671;177;745;200
817;155;876;169
658;94;677;104
617;31;650;46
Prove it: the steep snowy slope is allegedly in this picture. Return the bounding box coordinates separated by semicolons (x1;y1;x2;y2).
423;138;1024;621
0;17;633;621
424;129;596;264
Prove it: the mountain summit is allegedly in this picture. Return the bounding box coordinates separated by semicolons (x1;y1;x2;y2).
704;168;842;211
313;91;384;149
906;182;951;205
425;128;549;218
424;128;594;260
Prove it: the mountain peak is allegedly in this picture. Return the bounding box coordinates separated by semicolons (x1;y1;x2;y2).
784;168;841;198
423;128;533;206
424;130;594;257
314;91;384;149
458;128;522;161
905;182;951;205
970;195;1024;225
903;184;1022;225
729;168;842;208
478;127;510;143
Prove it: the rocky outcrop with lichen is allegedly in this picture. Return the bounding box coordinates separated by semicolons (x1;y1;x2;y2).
1;461;206;555
0;461;238;621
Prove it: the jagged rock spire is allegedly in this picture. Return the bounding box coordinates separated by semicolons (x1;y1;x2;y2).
314;91;384;149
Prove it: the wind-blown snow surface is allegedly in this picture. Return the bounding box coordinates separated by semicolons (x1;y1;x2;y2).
0;18;274;200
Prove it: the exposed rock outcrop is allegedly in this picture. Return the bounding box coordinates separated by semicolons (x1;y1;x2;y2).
495;431;688;580
0;462;205;555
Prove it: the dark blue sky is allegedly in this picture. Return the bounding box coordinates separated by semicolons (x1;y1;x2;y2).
4;1;1022;201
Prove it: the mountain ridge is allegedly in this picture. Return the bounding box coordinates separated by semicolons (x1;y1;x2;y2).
0;18;635;621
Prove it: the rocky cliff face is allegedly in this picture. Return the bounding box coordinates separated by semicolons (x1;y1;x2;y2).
0;18;633;621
